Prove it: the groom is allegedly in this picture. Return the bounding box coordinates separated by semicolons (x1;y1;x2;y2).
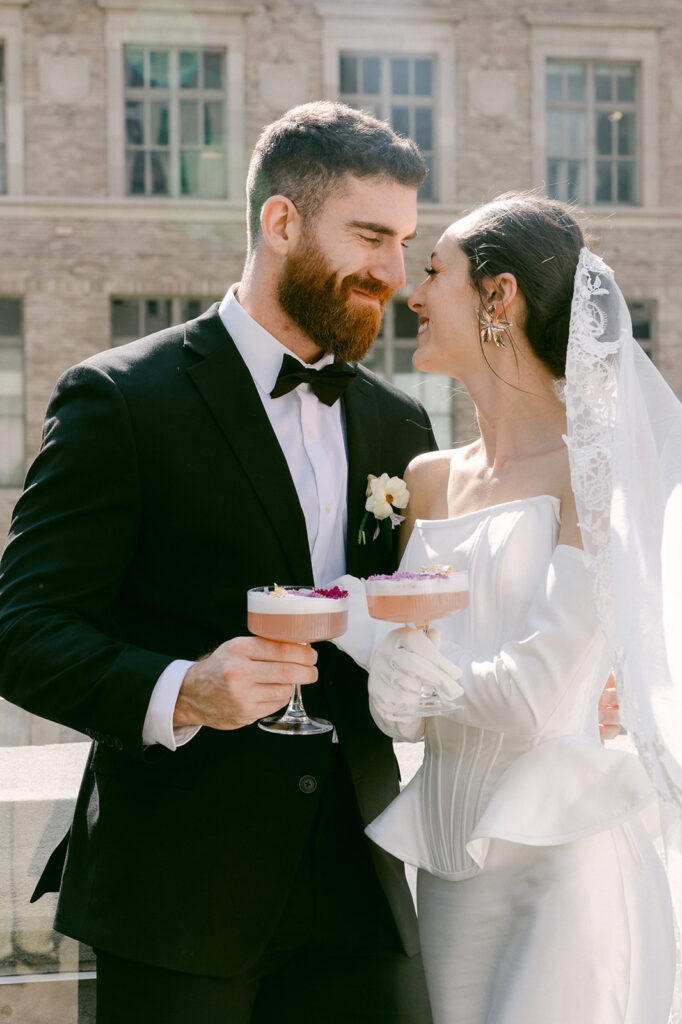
0;102;436;1021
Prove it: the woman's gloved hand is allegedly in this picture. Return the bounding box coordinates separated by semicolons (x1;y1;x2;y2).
368;626;464;722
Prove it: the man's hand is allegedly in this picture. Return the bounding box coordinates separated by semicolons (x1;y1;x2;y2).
173;636;318;731
598;673;620;743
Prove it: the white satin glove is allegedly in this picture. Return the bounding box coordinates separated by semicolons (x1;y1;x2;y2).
368;627;464;742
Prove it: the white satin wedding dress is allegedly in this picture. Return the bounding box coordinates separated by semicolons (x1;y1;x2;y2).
337;494;676;1023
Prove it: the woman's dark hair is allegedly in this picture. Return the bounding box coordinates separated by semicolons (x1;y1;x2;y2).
456;192;586;379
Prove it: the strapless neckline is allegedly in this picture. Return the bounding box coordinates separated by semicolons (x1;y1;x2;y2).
414;493;561;528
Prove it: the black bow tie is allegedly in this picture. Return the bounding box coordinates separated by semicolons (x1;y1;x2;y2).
270;353;358;406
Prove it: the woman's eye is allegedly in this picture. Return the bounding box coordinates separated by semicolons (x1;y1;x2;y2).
424;265;437;276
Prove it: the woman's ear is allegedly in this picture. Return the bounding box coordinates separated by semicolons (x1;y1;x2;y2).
482;272;518;313
259;195;302;256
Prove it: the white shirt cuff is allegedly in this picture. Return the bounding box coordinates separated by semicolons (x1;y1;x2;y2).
142;659;200;750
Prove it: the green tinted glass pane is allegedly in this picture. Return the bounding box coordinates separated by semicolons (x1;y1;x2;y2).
546;110;563;155
111;299;139;338
180;51;199;89
180;101;199;145
391;59;409;95
618;112;635;156
199;152;226;198
419;154;434;201
362;340;384;374
567;161;584;203
204;101;223;145
414;59;432;97
0;298;22;336
125;101;144;145
546;159;561;198
181;149;199;195
362;57;381;95
617;161;635;203
149;50;169;88
203;51;223;90
629;302;651;340
596;112;612;156
126;150;146;194
415;107;433;151
566;111;585;155
595;67;612;102
150;150;169;194
546;62;562;102
151;101;169;146
340;56;357;94
183;299;204;321
124;47;144;88
392;106;409;137
566;65;585;102
596;161;613;202
394;302;419;338
617;67;635;103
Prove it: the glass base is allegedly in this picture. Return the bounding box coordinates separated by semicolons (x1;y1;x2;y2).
391;694;461;720
258;712;333;736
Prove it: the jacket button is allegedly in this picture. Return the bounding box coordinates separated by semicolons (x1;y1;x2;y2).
298;775;317;794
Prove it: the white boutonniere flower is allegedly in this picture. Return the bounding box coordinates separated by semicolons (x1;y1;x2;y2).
358;472;410;548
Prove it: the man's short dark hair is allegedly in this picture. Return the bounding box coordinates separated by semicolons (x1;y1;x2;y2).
245;100;427;252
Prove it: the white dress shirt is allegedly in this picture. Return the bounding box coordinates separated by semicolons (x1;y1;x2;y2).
142;286;349;748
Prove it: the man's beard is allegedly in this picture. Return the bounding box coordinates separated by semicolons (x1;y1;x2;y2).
278;236;393;362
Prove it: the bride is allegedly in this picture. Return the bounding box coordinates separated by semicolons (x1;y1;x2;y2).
335;193;680;1022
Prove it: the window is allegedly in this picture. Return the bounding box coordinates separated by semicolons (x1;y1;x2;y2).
0;298;23;487
124;46;227;198
363;299;454;447
628;299;656;362
0;43;5;194
111;296;213;346
546;60;638;205
340;54;437;201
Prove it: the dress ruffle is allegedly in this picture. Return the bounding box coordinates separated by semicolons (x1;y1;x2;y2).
366;734;656;880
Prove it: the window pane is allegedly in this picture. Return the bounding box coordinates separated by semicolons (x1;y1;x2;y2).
391;59;409;96
617;67;635;103
0;297;23;336
546;158;561;198
414;59;432;97
362;340;385;375
199;151;226;198
126;150;146;194
179;50;199;89
150;150;169;194
596;161;613;202
340;55;357;94
415;106;433;152
149;50;169;88
546;62;563;102
203;51;223;90
617;161;635;203
595;67;613;102
596;112;613;156
362;57;381;95
566;65;585;102
181;149;199;195
419;154;434;201
125;47;144;88
180;100;199;145
151;101;169;146
394;346;416;374
392;106;409;138
566;111;585;155
111;298;140;338
125;101;144;145
204;101;223;145
394;302;419;338
546;110;563;155
182;299;204;320
618;112;635;156
144;299;172;334
567;160;585;203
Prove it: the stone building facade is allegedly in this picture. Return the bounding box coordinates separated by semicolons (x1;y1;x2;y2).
0;0;680;1009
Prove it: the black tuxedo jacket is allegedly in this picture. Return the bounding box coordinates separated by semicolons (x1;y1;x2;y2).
0;304;437;977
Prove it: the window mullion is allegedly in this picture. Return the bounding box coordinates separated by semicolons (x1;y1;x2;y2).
169;49;179;198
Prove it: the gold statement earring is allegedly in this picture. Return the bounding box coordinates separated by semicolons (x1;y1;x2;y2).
477;303;512;348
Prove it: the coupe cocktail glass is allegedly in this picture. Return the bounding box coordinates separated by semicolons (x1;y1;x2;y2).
364;569;469;717
248;585;349;735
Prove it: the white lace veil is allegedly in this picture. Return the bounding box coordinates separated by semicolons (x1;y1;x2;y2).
564;248;682;1016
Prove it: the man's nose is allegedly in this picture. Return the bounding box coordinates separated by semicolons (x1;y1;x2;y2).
372;243;407;291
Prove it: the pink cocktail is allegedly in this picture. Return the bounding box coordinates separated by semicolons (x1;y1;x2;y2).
365;569;469;716
248;586;348;735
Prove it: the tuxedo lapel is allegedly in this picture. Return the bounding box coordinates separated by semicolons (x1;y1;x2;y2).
183;309;313;584
343;371;384;577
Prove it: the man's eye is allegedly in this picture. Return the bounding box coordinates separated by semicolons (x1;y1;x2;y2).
361;235;382;245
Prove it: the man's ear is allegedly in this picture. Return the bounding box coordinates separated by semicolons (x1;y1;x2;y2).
259;195;302;256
